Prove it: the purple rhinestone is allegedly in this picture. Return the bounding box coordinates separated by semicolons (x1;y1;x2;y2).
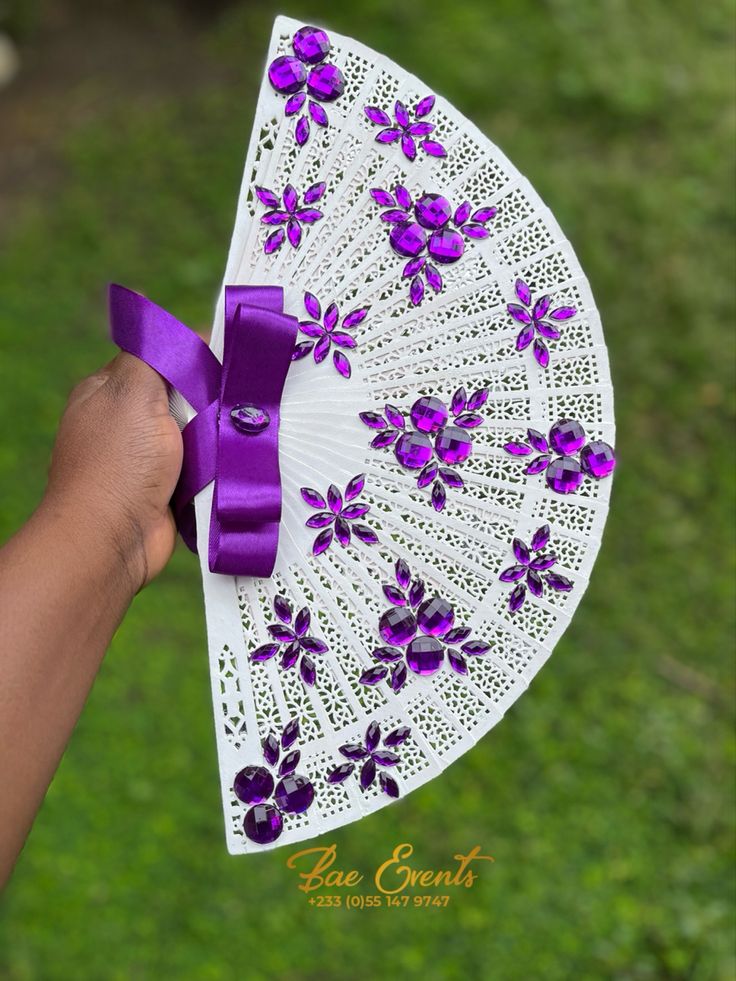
414;193;452;230
231;403;270;435
434;426;472;464
545;456;584;494
427;228;465;264
307;63;345;102
394;431;433;470
406;636;444;675
389;221;427;258
580;440;616;479
243;803;283;844
274;774;315;814
233;765;274;805
268;56;307;95
379;607;417;646
416;596;455;636
292;26;331;64
549;419;586;455
410;396;449;434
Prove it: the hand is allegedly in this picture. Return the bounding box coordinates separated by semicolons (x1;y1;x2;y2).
43;352;184;593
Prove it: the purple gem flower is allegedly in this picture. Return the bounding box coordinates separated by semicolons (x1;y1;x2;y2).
255;182;325;254
370;185;496;304
363;95;446;161
233;718;315;844
499;525;573;614
359;386;488;511
507;279;577;368
267;25;345;145
250;596;329;686
327;720;411;798
300;474;379;555
503;419;616;494
291;291;369;379
358;559;490;691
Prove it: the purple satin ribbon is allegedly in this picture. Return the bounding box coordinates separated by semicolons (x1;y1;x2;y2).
109;283;298;577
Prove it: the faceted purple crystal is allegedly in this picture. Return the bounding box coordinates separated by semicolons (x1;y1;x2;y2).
416;596;455;636
307;63;345;102
580;440;616;479
549;419;586;455
274;774;315;814
231;403;270;435
292;26;331;64
394;431;433;470
414;193;452;230
434;426;472;464
379;607;417;646
410;396;449;434
268;56;307;95
545;455;584;494
427;228;465;264
406;636;444;675
244;803;283;844
233;765;274;805
389;221;427;257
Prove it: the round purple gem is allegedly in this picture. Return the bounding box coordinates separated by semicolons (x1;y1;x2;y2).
268;56;307;95
306;63;345;102
406;636;444;675
389;221;427;258
274;773;315;814
416;596;455;636
580;440;616;479
292;26;331;64
394;431;433;470
379;606;417;646
427;227;465;264
549;419;586;455
410;396;448;434
434;425;472;464
243;803;283;844
231;403;270;434
414;193;452;230
545;455;584;494
233;765;274;805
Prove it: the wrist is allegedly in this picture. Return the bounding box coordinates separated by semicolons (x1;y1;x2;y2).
35;489;147;599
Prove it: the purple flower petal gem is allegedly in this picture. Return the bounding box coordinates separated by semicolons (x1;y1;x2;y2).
500;564;526;582
372;750;400;767
292;26;331;64
262;733;280;767
295;115;310;146
365;721;381;752
415;94;435;117
328;762;355;784
274;774;315;814
307;63;345;102
546;572;573;592
383;586;406;609
431;480;446;511
282;719;300;748
527;429;550;453
365;105;391;126
379;773;400;798
344;473;365;499
417;463;438;488
580;440;617;479
303;181;326;204
434;426;472;464
396;558;411;589
234;765;274;805
333;350;351;378
421;140;447;157
409;275;425;306
279;750;301;776
244;803;283;844
273;596;293;623
285;92;306;115
406;636;444;675
312;528;333;554
268;56;307;95
264;227;285;254
340;743;368;760
385;726;411;746
531;524;551;551
395;431;433;470
508;584;526;613
513;538;530;565
448;649;468;675
370;188;395;207
360;758;377;790
524;455;551;475
545;456;584;494
549;419;587;455
360;665;388;686
390;662;408;691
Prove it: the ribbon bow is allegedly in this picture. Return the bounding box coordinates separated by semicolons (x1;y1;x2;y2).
109;283;298;577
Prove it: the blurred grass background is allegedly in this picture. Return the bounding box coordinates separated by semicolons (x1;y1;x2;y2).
0;0;734;978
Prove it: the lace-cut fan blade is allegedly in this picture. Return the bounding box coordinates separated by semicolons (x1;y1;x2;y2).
193;16;615;852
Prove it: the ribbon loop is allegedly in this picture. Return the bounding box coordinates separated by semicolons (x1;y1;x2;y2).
109;283;298;578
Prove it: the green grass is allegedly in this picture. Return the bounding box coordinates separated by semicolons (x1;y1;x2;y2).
0;1;734;978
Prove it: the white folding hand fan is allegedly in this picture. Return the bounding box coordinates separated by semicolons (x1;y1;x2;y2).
110;15;616;853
